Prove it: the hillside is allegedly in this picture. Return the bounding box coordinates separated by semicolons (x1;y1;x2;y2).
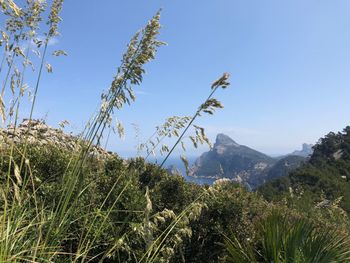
259;126;350;214
266;155;306;181
1;1;350;261
2;121;350;262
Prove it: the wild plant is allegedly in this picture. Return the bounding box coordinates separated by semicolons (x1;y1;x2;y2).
0;0;67;261
223;209;350;263
0;2;231;263
39;9;167;262
137;72;230;176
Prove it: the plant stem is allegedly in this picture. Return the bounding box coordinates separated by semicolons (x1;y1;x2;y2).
160;86;219;168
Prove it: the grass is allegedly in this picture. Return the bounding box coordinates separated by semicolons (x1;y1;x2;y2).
0;1;229;262
1;1;348;263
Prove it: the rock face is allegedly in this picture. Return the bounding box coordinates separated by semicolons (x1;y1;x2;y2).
0;119;111;158
190;134;276;189
290;143;313;157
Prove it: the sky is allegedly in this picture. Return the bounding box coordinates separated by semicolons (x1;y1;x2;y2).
9;0;350;157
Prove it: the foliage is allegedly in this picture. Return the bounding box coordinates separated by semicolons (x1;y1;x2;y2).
259;126;350;215
181;182;269;262
1;1;350;262
224;209;350;263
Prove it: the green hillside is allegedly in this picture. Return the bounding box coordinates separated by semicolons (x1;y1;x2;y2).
259;126;350;214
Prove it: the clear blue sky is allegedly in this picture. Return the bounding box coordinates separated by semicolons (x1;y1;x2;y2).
29;0;350;157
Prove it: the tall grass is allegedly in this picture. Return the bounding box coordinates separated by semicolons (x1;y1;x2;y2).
159;72;230;168
0;1;164;261
0;0;63;261
0;1;228;262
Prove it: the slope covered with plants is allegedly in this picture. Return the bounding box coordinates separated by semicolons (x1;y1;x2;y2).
259;126;350;214
0;1;350;262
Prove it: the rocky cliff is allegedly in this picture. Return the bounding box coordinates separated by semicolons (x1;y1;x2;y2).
0;119;112;158
290;143;313;157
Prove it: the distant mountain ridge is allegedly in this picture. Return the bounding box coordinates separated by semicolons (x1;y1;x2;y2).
289;143;313;157
189;133;308;188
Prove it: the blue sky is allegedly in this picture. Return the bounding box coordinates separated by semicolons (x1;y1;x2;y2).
24;0;350;157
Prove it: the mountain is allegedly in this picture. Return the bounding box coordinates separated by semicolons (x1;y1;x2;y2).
188;134;309;189
189;134;275;188
290;143;313;157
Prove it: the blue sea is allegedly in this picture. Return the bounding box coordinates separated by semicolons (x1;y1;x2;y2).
162;156;216;185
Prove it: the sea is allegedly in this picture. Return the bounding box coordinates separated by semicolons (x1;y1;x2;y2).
159;156;216;185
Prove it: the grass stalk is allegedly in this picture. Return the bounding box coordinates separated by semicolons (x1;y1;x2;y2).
160;73;230;168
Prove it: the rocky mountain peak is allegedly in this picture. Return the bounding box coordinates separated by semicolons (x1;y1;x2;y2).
191;133;278;188
302;143;313;152
290;143;313;157
214;133;239;148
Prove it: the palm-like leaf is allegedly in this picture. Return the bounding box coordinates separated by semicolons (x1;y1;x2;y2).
224;210;350;263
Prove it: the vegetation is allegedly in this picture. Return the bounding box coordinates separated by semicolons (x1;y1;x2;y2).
0;1;350;262
224;209;350;263
259;127;350;215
